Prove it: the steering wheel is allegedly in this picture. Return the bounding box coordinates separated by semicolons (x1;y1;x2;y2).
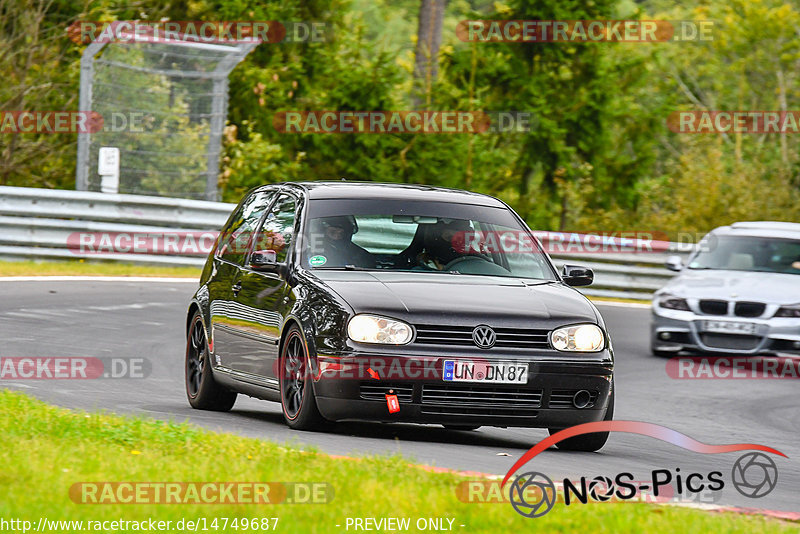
442;255;494;271
442;255;512;276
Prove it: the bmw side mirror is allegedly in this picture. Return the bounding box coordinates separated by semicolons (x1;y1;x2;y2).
562;264;593;287
665;255;684;272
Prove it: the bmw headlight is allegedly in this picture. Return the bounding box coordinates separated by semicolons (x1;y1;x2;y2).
551;324;605;352
347;314;413;345
775;305;800;318
658;296;690;311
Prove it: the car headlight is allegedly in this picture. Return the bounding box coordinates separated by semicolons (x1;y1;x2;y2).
347;314;413;345
775;305;800;318
658;296;690;311
550;324;605;352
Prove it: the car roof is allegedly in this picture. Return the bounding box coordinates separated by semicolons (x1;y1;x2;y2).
275;181;507;207
712;221;800;240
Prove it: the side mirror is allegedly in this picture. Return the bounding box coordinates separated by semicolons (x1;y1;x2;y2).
562;264;593;287
665;255;684;272
250;249;281;273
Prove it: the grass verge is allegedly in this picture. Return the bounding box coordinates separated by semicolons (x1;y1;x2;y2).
0;391;795;533
0;260;202;278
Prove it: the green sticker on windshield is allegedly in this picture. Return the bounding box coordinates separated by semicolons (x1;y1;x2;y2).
309;255;327;267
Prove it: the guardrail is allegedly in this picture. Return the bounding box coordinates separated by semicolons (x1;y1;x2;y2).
0;186;690;300
0;186;234;268
535;232;691;300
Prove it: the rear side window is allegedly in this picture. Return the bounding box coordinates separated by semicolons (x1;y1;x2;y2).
216;190;274;265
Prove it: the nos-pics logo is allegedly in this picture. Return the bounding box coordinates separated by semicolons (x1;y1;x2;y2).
503;421;783;518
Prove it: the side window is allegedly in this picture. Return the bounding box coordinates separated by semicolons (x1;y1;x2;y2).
216;190;274;265
254;194;297;263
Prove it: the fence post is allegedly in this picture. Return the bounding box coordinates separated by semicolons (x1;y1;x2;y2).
76;42;105;191
205;77;228;202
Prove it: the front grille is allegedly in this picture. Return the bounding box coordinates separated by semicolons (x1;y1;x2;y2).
549;390;599;409
422;384;543;407
420;384;542;416
359;382;413;403
414;325;550;349
420;405;539;417
699;300;728;315
700;334;761;350
734;302;766;318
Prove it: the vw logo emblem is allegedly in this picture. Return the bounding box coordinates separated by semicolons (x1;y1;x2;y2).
472;325;496;349
731;452;778;498
509;471;557;518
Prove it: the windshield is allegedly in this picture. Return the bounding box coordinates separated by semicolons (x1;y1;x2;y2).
299;199;556;280
688;235;800;275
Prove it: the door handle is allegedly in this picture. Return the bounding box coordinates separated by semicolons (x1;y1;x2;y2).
231;282;242;296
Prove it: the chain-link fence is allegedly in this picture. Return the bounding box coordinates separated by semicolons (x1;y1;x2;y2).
76;36;257;200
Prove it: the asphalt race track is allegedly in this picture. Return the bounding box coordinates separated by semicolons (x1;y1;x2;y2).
1;279;798;514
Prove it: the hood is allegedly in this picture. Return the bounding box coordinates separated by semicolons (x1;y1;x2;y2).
309;270;598;327
660;269;800;304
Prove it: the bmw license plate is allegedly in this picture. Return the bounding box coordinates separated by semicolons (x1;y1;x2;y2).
702;320;757;334
443;360;528;384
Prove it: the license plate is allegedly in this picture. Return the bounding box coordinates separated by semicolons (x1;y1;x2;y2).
442;360;528;384
702;320;757;334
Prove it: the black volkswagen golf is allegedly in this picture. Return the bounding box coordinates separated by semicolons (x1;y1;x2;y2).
185;182;614;451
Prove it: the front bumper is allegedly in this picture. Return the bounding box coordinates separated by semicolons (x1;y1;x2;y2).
651;307;800;355
311;352;613;428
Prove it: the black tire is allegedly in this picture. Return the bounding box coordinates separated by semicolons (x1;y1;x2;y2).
548;384;614;452
185;312;237;411
279;325;325;430
443;425;481;431
651;348;675;357
651;340;678;358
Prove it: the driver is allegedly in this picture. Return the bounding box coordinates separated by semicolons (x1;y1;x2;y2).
315;216;376;268
417;219;472;270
